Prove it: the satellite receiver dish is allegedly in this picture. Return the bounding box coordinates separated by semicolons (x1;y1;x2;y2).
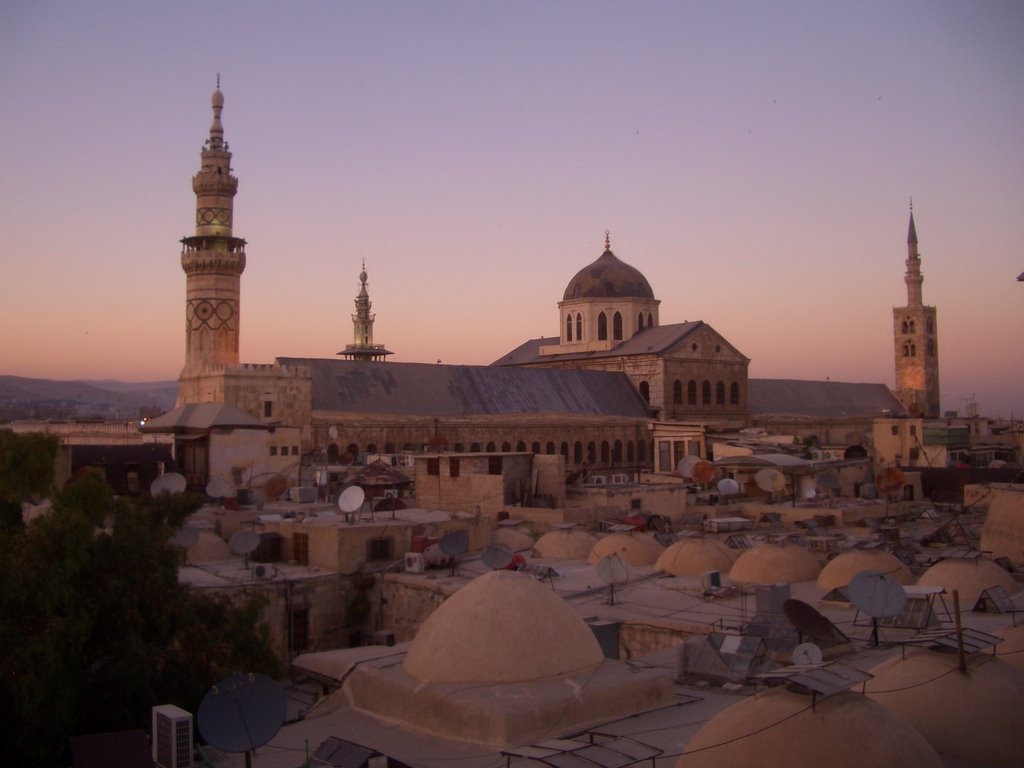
792;642;824;665
875;467;905;497
328;425;339;440
228;530;260;568
197;673;285;757
783;598;846;645
848;569;908;647
338;485;366;520
717;478;740;496
596;553;630;605
754;468;785;493
691;460;716;485
205;477;232;499
170;525;200;550
677;456;700;479
150;472;187;496
482;543;514;570
439;530;469;576
261;473;288;501
803;487;817;500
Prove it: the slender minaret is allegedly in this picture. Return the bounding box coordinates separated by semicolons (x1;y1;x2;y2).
338;262;393;361
179;81;246;378
893;203;940;417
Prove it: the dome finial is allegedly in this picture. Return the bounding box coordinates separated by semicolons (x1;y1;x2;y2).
216;72;220;90
604;229;611;251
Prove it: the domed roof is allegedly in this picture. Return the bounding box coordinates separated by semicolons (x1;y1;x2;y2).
915;557;1018;609
562;243;655;301
186;531;231;563
980;486;1024;564
532;529;598;559
866;649;1024;764
677;687;942;768
656;537;735;576
996;625;1024;672
587;532;664;566
491;526;536;553
402;570;603;684
729;542;822;584
817;549;913;591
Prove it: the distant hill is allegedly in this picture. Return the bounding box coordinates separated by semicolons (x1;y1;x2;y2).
0;376;178;421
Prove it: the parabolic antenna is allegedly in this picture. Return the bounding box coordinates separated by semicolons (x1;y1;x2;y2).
792;642;824;665
596;553;631;585
803;487;817;500
338;485;365;513
875;467;905;497
261;473;288;501
717;478;740;496
482;543;514;570
197;673;285;754
677;456;701;479
205;477;232;499
754;468;786;493
170;525;200;550
328;425;339;440
848;570;907;619
691;460;716;485
228;530;261;557
150;472;187;496
783;598;844;644
817;471;840;490
438;530;469;558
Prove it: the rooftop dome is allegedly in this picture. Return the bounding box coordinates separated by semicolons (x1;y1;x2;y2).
915;557;1018;609
186;531;231;563
402;570;603;684
979;485;1024;565
562;241;655;301
532;529;598;559
587;532;664;566
866;648;1024;764
996;625;1024;672
729;542;822;584
677;687;942;768
655;537;735;576
816;549;913;592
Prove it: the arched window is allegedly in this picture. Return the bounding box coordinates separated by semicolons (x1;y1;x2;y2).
639;381;650;403
716;381;726;405
909;320;916;333
566;314;573;341
327;444;340;463
574;441;583;464
613;440;623;463
702;381;711;405
531;441;541;454
346;443;359;460
637;312;645;331
647;312;653;327
638;440;647;464
486;442;496;452
673;379;683;404
546;441;556;454
470;442;481;452
366;443;378;453
598;312;608;340
688;380;697;405
626;440;635;462
901;320;909;333
927;340;935;356
516;440;527;452
561;441;569;459
587;441;596;462
613;311;623;340
600;441;610;463
501;441;511;452
730;382;740;405
454;443;464;452
576;313;583;340
384;442;395;453
926;319;934;333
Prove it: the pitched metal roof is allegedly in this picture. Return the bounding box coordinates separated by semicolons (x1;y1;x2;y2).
748;379;906;418
277;358;651;418
141;402;266;432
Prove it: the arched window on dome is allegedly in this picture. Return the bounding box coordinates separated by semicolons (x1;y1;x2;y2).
730;382;740;405
639;381;650;403
702;381;711;405
613;312;622;340
673;379;683;404
566;314;573;342
688;380;697;405
637;312;644;332
576;313;583;340
647;312;654;327
598;312;608;340
716;381;726;405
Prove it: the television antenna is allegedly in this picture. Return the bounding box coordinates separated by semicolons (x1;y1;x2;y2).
438;530;469;576
197;673;285;768
596;553;630;605
848;569;907;647
150;472;187;496
338;485;366;523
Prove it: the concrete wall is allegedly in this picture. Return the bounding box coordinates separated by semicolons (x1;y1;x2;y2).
208;425;304;488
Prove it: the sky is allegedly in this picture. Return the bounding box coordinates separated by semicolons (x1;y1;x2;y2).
1;1;1022;418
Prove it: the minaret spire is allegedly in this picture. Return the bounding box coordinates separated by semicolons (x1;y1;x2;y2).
904;202;923;307
338;263;393;361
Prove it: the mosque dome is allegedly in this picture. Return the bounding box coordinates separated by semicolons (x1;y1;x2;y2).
655;537;735;576
915;557;1018;609
979;486;1024;565
563;244;655;301
866;648;1024;765
402;570;603;684
816;549;913;592
729;542;822;584
211;88;224;108
676;687;942;768
587;532;665;566
532;529;598;559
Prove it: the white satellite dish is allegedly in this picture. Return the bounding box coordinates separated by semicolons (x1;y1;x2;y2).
228;530;261;557
206;477;232;499
338;485;366;514
849;569;908;647
792;642;824;665
328;425;339;440
150;472;187;496
677;456;700;479
754;468;785;493
803;487;817;500
717;478;740;496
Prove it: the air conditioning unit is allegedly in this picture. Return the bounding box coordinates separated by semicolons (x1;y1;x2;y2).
383;489;398;499
404;552;426;574
253;564;272;579
611;473;628;484
152;704;193;768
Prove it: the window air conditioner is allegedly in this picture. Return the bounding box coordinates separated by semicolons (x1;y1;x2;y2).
404;552;426;574
611;473;628;484
152;704;193;768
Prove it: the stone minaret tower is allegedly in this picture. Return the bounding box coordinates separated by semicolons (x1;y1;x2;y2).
338;262;393;361
179;83;246;379
893;205;940;418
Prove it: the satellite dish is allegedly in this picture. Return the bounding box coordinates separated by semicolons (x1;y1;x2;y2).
783;599;842;643
875;467;905;496
228;530;260;557
197;673;285;754
848;570;907;618
482;543;514;570
754;468;785;493
338;485;366;513
677;456;700;479
150;472;187;496
328;425;339;440
261;473;288;501
596;553;630;605
438;530;469;557
803;487;817;500
717;478;740;496
205;477;232;499
170;525;200;549
792;642;824;665
691;460;716;484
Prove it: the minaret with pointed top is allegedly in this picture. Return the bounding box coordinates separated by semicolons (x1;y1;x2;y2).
179;83;247;382
893;203;940;418
338;262;393;361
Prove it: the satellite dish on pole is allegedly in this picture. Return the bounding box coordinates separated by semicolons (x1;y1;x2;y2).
875;467;905;497
596;553;630;605
482;543;514;570
338;485;366;522
205;477;232;499
228;530;260;569
754;468;786;493
691;460;715;485
261;473;288;501
150;472;187;496
677;456;700;479
197;673;285;757
717;478;740;496
439;530;469;576
792;642;824;665
848;569;908;647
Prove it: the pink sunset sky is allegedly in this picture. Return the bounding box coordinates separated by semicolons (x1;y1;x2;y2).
2;2;1022;417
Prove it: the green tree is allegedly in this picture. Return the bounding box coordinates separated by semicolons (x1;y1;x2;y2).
0;474;281;766
0;430;59;529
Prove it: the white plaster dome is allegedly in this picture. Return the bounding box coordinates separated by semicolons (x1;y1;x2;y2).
676;687;942;768
816;549;913;591
915;557;1018;609
587;532;664;566
655;537;735;576
402;570;603;684
980;485;1024;565
532;529;598;559
729;542;822;584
